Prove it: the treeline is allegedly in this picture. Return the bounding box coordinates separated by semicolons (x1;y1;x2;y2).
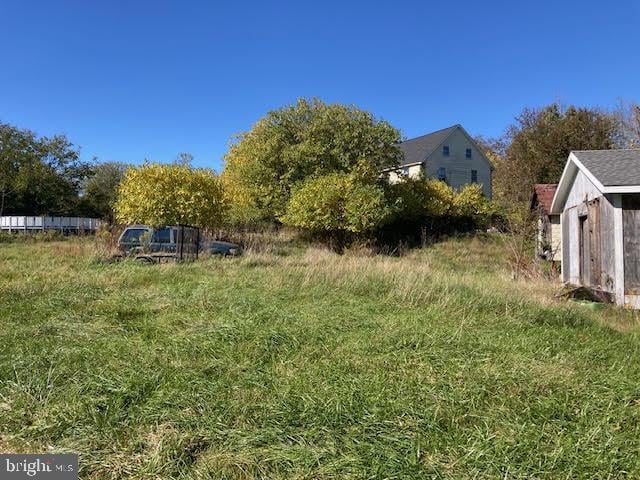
481;102;640;205
2;99;639;242
0;122;128;220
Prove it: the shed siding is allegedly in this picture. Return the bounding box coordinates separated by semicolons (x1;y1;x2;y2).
562;208;581;285
562;212;570;283
550;215;561;261
565;170;602;209
600;195;617;291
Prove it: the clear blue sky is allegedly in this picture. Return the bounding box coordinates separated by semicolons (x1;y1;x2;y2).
1;1;639;171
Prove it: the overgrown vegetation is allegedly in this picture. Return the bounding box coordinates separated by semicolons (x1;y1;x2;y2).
114;163;225;229
221;98;402;225
1;236;640;478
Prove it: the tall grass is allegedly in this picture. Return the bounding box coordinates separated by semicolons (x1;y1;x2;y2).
1;235;640;478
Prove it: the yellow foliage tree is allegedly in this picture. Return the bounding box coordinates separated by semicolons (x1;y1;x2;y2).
280;172;390;234
390;177;495;230
114;163;225;229
222;98;402;224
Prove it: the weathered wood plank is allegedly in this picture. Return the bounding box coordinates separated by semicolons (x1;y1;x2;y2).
600;195;617;292
580;214;591;286
589;199;601;287
562;211;570;283
623;194;640;292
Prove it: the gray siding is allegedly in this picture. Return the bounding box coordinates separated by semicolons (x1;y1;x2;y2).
600;195;616;291
565;170;602;209
424;128;492;198
550;215;561;262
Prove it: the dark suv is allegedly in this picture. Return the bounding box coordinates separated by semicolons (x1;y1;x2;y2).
117;225;178;253
118;225;241;256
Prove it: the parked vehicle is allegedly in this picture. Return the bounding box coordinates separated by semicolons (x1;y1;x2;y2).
117;225;178;253
201;239;241;257
117;225;241;257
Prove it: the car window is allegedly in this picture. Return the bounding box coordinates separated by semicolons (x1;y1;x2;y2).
121;228;147;243
151;228;172;243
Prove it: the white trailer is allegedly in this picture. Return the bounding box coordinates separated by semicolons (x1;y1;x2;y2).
0;216;102;233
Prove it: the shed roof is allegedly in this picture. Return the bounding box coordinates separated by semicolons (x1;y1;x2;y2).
550;149;640;214
531;184;558;215
571;149;640;186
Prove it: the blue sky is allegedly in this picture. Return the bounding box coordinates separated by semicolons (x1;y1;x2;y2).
1;1;639;171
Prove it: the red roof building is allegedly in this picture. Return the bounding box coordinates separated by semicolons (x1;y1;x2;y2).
531;184;561;262
531;184;558;215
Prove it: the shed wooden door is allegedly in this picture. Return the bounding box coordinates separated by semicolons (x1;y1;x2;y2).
588;199;601;287
579;215;590;286
623;194;640;293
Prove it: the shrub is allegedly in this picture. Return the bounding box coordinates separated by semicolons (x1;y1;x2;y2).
280;173;391;235
383;178;498;243
452;183;496;229
114;163;225;229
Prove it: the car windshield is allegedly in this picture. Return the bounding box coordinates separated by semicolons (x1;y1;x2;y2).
120;228;148;243
151;228;172;244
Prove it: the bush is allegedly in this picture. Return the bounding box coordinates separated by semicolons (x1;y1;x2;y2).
389;177;456;222
114;163;225;229
452;183;496;229
280;173;391;236
382;178;498;244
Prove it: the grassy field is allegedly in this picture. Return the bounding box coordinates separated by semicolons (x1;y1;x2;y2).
1;235;640;479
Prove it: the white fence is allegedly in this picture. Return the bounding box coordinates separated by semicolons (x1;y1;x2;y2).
0;216;102;233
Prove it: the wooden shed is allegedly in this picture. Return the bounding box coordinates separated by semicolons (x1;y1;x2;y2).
551;150;640;308
531;184;560;262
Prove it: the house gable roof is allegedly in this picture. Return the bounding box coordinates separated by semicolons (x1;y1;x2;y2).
550;149;640;214
397;124;494;170
398;125;459;166
531;184;558;216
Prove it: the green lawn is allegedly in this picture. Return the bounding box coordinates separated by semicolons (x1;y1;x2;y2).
1;235;640;479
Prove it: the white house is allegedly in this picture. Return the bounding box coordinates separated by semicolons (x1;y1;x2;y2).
385;124;493;198
550;149;640;308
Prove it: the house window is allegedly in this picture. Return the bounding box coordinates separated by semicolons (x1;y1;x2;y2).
466;148;472;158
471;169;478;183
443;145;450;156
437;167;446;181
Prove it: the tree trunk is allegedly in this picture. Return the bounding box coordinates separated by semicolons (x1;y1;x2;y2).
0;190;6;218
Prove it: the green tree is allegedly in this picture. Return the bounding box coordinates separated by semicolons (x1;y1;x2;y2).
222;98;402;224
0;122;87;216
80;162;129;221
494;104;618;204
114;163;225;229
